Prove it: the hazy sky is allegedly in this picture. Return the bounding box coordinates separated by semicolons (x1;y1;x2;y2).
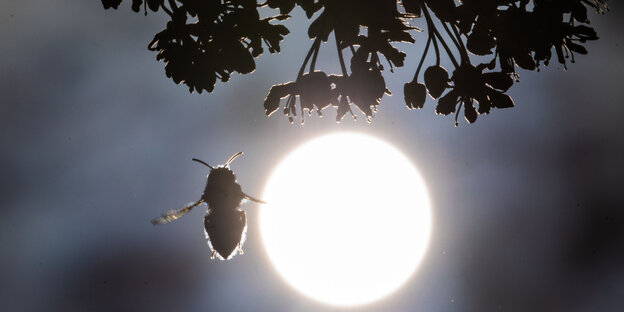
1;1;623;311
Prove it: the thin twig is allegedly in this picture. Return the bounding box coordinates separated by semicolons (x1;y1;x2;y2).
335;33;349;77
310;37;321;72
160;3;173;16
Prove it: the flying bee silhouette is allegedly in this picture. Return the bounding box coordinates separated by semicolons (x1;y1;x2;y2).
151;152;265;260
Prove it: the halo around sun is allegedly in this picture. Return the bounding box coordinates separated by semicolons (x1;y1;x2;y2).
260;133;432;307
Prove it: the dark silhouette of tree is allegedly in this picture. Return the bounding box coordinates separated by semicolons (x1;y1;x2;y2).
102;0;608;125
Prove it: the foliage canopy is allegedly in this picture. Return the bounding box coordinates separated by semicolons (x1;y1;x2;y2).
102;0;608;125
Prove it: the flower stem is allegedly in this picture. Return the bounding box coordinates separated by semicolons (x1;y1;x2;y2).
413;36;432;81
335;32;348;77
451;23;469;62
423;5;459;68
297;37;321;79
310;37;321;72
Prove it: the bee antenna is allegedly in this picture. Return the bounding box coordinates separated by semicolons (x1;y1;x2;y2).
192;158;214;169
225;152;243;167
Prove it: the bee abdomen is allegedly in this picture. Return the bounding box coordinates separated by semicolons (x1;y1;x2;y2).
204;210;247;260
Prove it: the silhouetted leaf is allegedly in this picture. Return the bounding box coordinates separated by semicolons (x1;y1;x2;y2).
475;94;491;115
264;82;295;116
464;98;477;123
574;25;598;40
267;0;296;14
491;91;514;109
483;72;513;92
297;0;322;18
571;1;589;23
132;0;142;12
426;0;456;21
467;29;495;56
336;97;350;122
436;90;458;115
402;0;423;17
308;11;332;40
101;0;123;9
567;41;588;55
515;53;536;70
347;61;389;119
299;71;332;113
147;0;161;12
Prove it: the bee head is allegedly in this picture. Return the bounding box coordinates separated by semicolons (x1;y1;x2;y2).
192;153;266;207
192;152;243;177
207;166;237;185
193;152;243;189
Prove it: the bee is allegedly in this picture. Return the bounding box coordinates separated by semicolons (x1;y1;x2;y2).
151;152;265;260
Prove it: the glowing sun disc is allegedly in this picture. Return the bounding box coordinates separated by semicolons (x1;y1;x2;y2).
260;133;432;307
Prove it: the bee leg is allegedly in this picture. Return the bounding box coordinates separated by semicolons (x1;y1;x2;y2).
238;211;246;255
210;250;216;260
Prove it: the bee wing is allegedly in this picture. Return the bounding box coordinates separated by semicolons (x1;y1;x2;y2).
151;200;204;225
242;192;267;204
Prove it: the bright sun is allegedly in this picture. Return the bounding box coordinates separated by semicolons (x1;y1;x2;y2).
260;132;432;307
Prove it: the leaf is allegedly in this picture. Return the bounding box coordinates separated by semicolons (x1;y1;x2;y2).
336;98;350;122
574;25;598;40
483;72;513;92
435;90;458;115
222;41;256;74
261;22;290;53
464;98;477;123
147;0;161;12
567;41;588;55
264;83;295;116
101;0;123;9
424;66;449;99
308;11;332;40
475;94;491;115
267;0;296;14
467;31;495;56
131;0;142;12
571;1;589;23
490;91;514;109
402;0;423;17
299;71;332;113
426;0;456;22
297;0;322;18
515;53;536;70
